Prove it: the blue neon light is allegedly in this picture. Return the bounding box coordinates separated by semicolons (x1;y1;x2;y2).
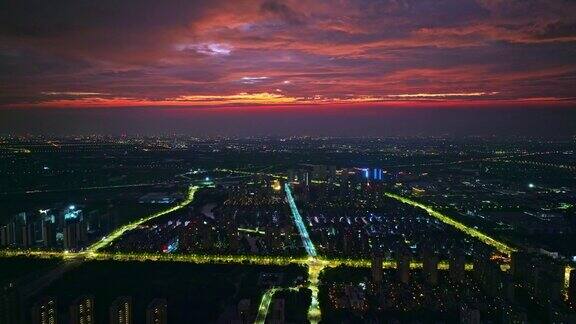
285;184;317;257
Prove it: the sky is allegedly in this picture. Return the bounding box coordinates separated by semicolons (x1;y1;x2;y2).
1;0;575;136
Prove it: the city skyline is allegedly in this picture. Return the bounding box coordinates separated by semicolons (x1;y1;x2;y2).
1;136;575;322
2;106;576;137
1;1;575;323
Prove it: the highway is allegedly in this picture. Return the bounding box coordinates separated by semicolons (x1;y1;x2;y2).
0;249;475;270
20;258;84;300
284;183;323;323
284;184;317;257
384;192;516;256
86;185;199;253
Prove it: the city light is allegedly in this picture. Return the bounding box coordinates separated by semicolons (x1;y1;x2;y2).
384;192;516;256
2;0;576;319
85;185;199;253
285;184;317;257
254;288;278;324
1;165;570;322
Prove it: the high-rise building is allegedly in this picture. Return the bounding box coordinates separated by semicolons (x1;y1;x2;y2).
328;165;337;179
41;219;56;248
535;264;564;304
312;165;328;181
63;221;78;251
501;274;515;303
21;223;35;247
460;304;480;324
0;224;13;246
31;296;57;324
269;298;285;324
371;253;383;289
110;296;132;324
449;252;466;282
70;295;94;324
298;170;310;186
63;219;86;251
422;249;438;286
342;230;352;255
237;299;251;323
548;306;576;323
396;247;411;284
510;251;568;305
510;251;537;282
371;168;383;181
0;283;21;324
568;268;575;305
501;307;527;324
146;298;167;324
8;223;17;246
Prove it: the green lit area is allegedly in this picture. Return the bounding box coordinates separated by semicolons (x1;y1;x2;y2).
565;266;574;301
85;185;199;253
254;287;278;324
2;165;572;323
384;192;516;256
0;249;476;271
238;227;266;235
0;184;483;324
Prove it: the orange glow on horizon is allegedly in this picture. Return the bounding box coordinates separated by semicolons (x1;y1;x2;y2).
6;91;575;110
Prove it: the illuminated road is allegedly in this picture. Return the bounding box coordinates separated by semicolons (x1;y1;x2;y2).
12;184;201;301
0;182;172;196
0;249;475;270
87;252;309;266
215;167;287;180
254;287;278;324
0;146;31;154
283;183;324;323
565;266;574;300
86;185;199;253
1;170;557;322
2;248;487;322
285;184;317;257
254;286;302;324
20;258;84;300
384;192;516;256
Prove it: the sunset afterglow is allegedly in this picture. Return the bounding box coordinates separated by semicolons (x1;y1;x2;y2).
1;0;575;110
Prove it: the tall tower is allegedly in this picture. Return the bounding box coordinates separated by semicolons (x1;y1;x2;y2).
422;248;439;286
569;268;575;306
70;295;94;324
146;298;168;324
63;221;78;251
450;251;466;282
371;253;383;291
396;246;411;284
1;283;22;324
21;223;35;248
31;296;57;324
110;296;132;324
41;219;56;248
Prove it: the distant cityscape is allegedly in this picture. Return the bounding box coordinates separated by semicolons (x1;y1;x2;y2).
1;135;575;323
3;0;576;322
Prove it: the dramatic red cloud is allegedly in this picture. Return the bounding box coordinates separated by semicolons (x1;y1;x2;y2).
0;0;575;109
